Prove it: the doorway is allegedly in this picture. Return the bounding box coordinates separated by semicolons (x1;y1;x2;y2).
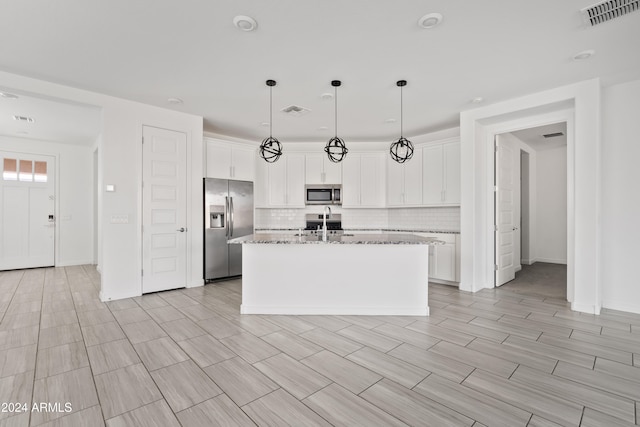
494;122;568;299
0;151;56;270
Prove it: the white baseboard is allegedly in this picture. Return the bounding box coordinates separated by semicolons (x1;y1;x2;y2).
571;301;601;315
187;279;204;288
100;289;141;302
535;258;567;265
56;259;94;267
515;264;522;272
602;300;640;315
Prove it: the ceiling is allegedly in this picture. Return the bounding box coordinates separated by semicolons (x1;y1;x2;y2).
511;122;567;151
1;0;639;144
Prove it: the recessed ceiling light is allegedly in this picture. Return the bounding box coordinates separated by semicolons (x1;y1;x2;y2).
320;93;334;100
13;115;35;123
470;97;484;104
0;92;19;99
233;15;258;32
418;13;443;29
16;131;29;135
385;118;397;124
167;97;183;105
573;49;595;61
318;126;329;131
260;122;270;127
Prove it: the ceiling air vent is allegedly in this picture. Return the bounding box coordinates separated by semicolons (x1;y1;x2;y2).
543;132;564;138
12;115;35;123
281;105;311;117
581;0;639;26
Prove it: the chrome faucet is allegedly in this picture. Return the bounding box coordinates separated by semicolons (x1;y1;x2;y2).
322;206;332;242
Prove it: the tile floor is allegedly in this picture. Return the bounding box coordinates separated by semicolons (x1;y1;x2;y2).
1;265;639;426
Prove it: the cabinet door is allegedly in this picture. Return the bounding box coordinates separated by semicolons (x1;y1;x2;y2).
360;154;385;207
232;147;256;181
305;154;324;184
286;154;306;207
341;154;361;207
443;142;461;204
434;243;456;281
206;141;232;179
386;158;404;206
422;145;444;205
254;156;269;207
403;148;423;205
323;158;342;184
268;158;287;206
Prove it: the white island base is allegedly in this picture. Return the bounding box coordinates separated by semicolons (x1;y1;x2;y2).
240;243;429;316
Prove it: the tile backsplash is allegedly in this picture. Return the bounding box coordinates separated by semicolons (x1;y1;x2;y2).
255;206;460;232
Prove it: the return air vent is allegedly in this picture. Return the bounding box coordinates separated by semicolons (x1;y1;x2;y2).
12;115;35;123
281;105;311;117
543;132;564;138
581;0;639;26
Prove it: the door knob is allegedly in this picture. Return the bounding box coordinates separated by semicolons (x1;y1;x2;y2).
177;227;186;232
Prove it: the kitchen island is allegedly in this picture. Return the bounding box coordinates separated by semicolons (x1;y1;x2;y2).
228;233;442;316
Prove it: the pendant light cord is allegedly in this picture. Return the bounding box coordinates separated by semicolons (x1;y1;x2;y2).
400;85;404;138
334;85;338;138
269;86;273;138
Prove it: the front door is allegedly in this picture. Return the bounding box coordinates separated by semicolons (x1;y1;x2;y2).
495;134;516;286
0;152;55;270
142;126;187;293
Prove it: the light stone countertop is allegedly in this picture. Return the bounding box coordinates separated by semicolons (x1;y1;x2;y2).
228;233;444;245
254;228;460;234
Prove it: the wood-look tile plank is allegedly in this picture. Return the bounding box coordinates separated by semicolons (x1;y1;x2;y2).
388;343;474;383
254;353;331;400
203;356;278;406
220;332;280;364
553;360;640;401
465;302;528;318
538;332;632;365
469;316;542;340
32;367;99;425
554;310;631;331
196;315;245;339
0;344;36;378
299;327;362;356
150;360;222;412
334;315;385;329
132;294;169;310
36;405;104;427
177;334;236;368
105;399;179;427
570;329;640;353
462;369;583;427
337;325;402;352
346;347;429;388
261;315;316;334
362;378;474;426
38;323;83;349
405;320;475;346
177;394;256;427
145;305;184;324
438;303;503;321
511;365;635;422
0;371;34;422
498;314;572;338
594;356;640;382
438;318;509;343
94;363;162;419
466;338;557;374
0;326;38;351
134;337;189;371
160;318;206;341
304;383;408;426
580;407;638;427
35;342;88;379
526;415;564;427
372;323;440;349
82;322;126;347
77;308;115;327
40;310;77;329
502;335;595;369
86;339;141;375
297;315;352;332
243;389;331;427
120;320;167;344
226;314;282;336
528;312;602;334
105;299;139;311
178;304;219;322
301;350;382;394
261;329;323;360
429;341;518;378
112;307;152;325
413;374;531;427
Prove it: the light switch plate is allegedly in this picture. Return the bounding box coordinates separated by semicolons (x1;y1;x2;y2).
106;185;115;192
110;214;129;224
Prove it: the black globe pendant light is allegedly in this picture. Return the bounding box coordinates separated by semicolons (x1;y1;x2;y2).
259;80;283;163
389;80;414;163
324;80;348;163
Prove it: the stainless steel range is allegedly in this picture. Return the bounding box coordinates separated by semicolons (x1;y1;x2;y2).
304;213;344;236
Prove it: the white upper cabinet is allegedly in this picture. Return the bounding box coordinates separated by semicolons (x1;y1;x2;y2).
342;153;385;207
205;138;255;181
305;153;342;184
386;147;423;206
256;153;305;208
422;140;460;206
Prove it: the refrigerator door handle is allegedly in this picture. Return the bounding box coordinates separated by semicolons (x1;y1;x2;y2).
230;197;234;237
225;196;229;237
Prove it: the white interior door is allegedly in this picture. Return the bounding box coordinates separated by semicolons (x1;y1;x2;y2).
142;126;187;293
495;135;516;286
0;152;55;270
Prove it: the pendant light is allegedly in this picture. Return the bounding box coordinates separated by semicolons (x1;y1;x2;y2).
324;80;348;163
259;80;283;163
389;80;414;163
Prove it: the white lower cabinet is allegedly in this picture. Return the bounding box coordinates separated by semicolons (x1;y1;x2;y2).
416;233;459;283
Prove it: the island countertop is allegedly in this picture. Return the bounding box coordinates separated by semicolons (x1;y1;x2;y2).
228;233;444;245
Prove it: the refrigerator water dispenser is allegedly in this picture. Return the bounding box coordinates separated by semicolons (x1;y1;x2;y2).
209;205;225;228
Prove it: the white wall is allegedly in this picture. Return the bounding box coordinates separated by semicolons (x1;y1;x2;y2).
0;136;93;266
535;145;567;264
1;71;204;302
601;79;640;314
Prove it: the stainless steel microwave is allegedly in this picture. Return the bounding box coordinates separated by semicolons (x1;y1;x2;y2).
305;184;342;205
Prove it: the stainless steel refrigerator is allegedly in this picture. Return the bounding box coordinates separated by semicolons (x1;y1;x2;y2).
204;178;253;281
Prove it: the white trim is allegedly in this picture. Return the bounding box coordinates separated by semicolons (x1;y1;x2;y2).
535;258;567;265
240;305;429;316
602;300;640;315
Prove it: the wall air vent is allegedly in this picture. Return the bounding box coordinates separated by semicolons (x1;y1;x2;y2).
581;0;639;26
12;115;35;123
281;105;311;117
543;132;564;138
